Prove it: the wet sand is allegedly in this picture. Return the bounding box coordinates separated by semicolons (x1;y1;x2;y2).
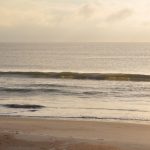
0;117;150;150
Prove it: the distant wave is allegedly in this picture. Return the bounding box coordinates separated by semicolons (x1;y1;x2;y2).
0;87;83;96
0;87;62;93
1;104;147;112
31;116;150;122
40;106;149;113
0;87;101;96
1;115;149;122
0;71;150;81
2;104;44;109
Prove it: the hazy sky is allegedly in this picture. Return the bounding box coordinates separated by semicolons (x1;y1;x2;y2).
0;0;150;42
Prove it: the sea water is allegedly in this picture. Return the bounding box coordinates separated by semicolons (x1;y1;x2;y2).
0;42;150;124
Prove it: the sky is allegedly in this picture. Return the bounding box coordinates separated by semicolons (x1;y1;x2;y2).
0;0;150;42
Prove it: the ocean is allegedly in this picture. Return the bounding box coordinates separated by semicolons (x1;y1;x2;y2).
0;42;150;124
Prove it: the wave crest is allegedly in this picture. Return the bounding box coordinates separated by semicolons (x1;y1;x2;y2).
0;71;150;81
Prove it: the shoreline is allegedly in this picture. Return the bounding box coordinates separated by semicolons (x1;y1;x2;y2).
1;115;150;125
1;117;150;150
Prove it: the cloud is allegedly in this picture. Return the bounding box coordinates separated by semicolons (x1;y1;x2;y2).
0;0;150;42
78;1;101;19
106;8;133;23
79;4;95;18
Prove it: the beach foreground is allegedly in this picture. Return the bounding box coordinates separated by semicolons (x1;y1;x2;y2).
0;117;150;150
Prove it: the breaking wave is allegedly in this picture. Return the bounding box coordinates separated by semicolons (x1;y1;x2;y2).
0;71;150;81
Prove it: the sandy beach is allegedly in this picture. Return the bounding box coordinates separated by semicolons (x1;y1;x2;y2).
0;117;150;150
